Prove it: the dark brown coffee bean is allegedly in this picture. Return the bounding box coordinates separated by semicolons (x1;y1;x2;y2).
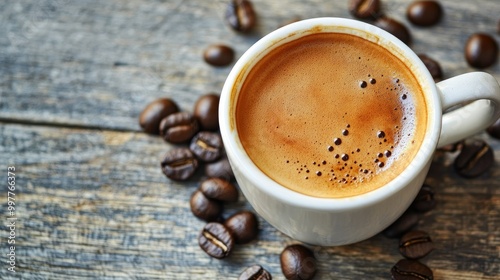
224;210;259;244
465;33;498;68
199;222;234;259
225;0;256;32
486;118;500;139
399;230;434;259
406;1;443;27
383;210;419;238
205;157;234;180
411;184;436;212
391;259;433;280
418;54;443;81
190;190;223;222
161;148;198;181
348;0;381;19
454;139;494;178
239;265;272;280
159;112;199;144
194;94;220;131
190;131;223;162
203;44;235;67
139;98;179;134
280;244;317;280
375;17;411;45
200;178;238;202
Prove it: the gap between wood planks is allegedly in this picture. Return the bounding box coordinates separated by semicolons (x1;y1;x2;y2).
0;117;137;133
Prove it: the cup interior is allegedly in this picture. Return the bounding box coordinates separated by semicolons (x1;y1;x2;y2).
219;17;441;210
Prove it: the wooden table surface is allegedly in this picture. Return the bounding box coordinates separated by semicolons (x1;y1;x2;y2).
1;0;499;279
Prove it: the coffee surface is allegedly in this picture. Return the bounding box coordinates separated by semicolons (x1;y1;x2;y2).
236;32;427;198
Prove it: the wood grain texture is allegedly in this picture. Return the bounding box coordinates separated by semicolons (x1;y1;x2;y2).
0;0;499;279
1;124;499;279
0;0;498;130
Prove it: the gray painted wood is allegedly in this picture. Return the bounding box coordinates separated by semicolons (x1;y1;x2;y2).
0;0;499;279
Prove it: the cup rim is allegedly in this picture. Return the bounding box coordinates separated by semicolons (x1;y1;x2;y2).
219;17;441;211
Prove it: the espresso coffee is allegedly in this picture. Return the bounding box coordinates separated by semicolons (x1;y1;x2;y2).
236;32;427;198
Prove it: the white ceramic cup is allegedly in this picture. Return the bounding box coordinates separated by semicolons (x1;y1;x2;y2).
219;18;500;246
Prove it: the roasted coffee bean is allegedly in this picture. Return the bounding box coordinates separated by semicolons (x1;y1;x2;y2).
205;157;234;180
159;112;199;144
383;210;419;238
239;265;272;280
411;184;436;212
161;148;198;181
375;17;411;45
194;94;220;131
224;210;259;244
139;98;179;134
454;139;494;178
406;0;443;27
190;131;223;162
348;0;381;19
418;54;443;81
203;44;235;67
190;190;223;222
280;244;317;280
391;259;434;280
225;0;256;32
486;118;500;139
399;230;434;259
199;222;234;259
465;33;498;68
200;177;238;202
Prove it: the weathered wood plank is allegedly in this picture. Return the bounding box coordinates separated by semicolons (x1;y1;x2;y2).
1;123;499;279
0;0;499;131
1;0;500;279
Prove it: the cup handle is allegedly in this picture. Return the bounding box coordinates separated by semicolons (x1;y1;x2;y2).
436;72;500;148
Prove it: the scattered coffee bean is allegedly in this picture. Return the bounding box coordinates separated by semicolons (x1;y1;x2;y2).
391;259;434;280
239;265;272;280
411;184;436;212
159;112;199;144
190;190;224;222
225;0;256;32
399;230;435;259
139;98;179;135
224;210;259;244
194;94;220;131
205;157;234;180
199;222;234;259
486;118;500;139
161;148;199;181
200;177;239;202
348;0;381;19
280;244;317;280
190;131;223;162
203;44;235;67
465;33;498;68
454;139;494;178
406;0;443;27
418;54;443;81
383;210;419;238
375;17;411;45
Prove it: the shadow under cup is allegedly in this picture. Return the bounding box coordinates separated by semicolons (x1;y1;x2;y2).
219;18;441;246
